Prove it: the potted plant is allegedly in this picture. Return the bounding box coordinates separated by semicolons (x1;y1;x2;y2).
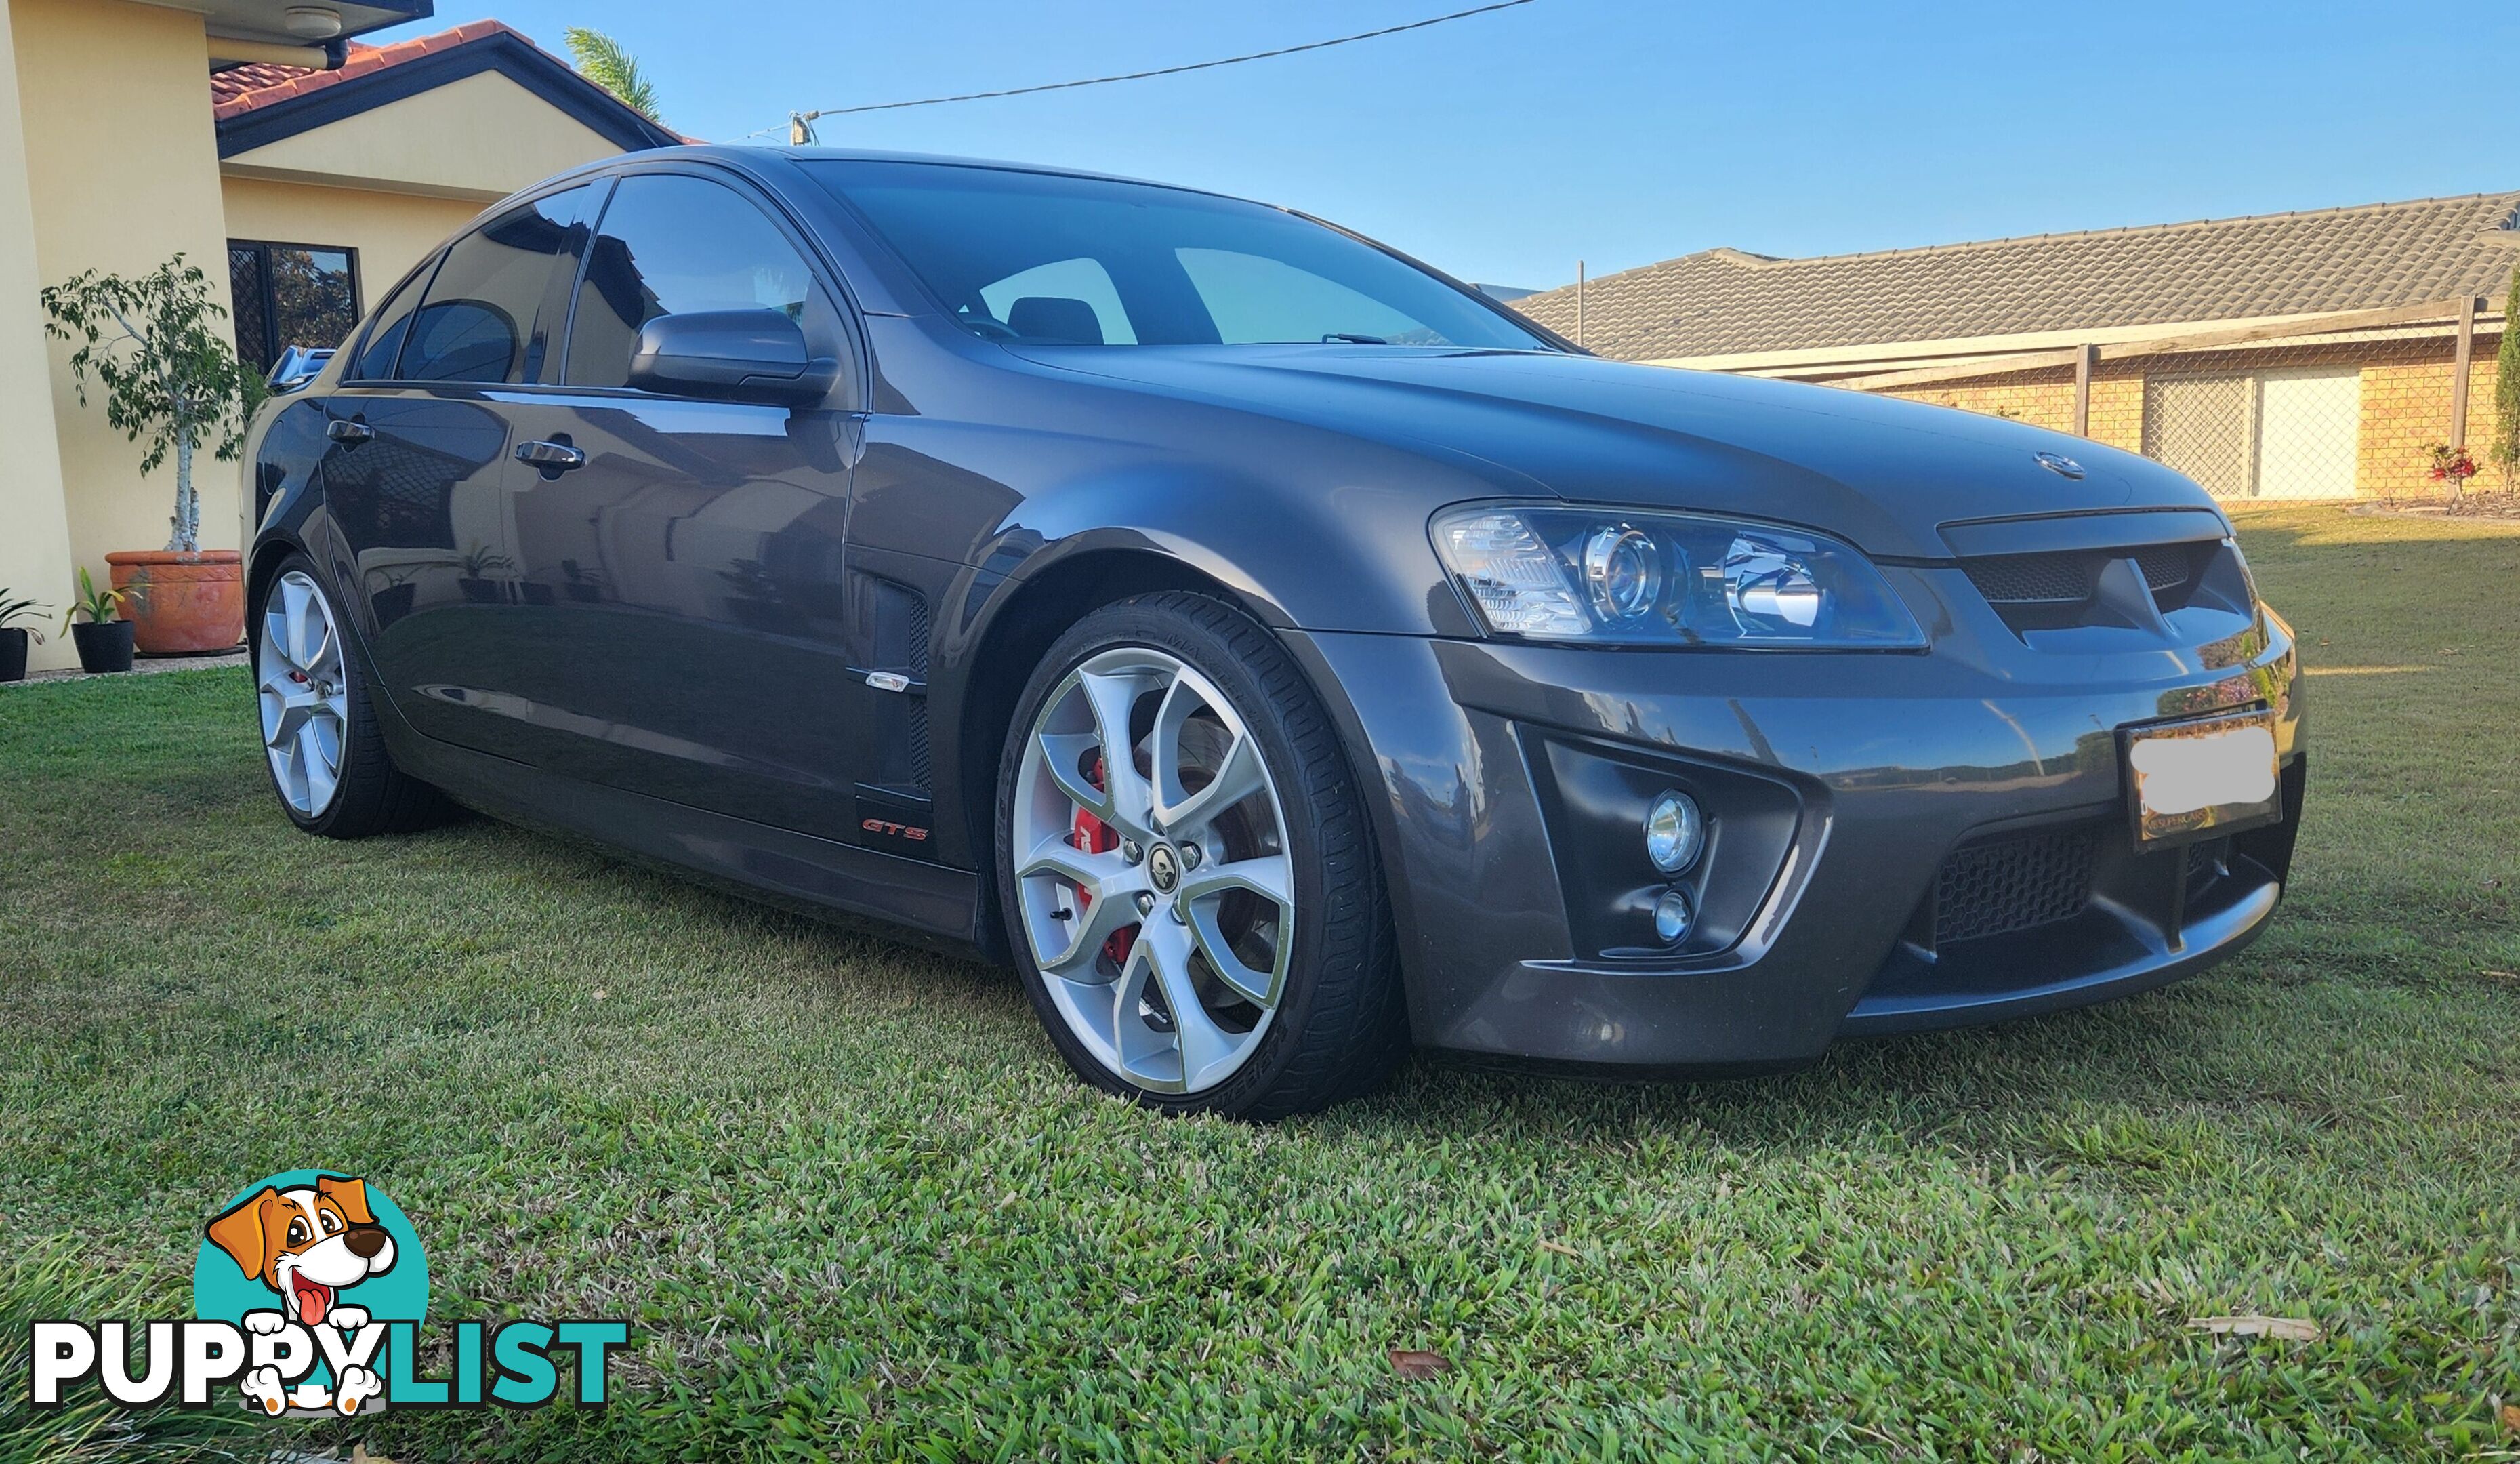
0;592;46;683
560;559;606;604
365;564;424;627
457;543;515;604
62;566;136;674
41;256;264;655
719;557;796;632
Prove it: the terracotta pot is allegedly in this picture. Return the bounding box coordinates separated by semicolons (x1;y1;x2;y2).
105;550;244;655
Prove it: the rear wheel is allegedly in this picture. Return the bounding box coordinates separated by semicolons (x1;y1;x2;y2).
997;592;1403;1118
253;555;449;838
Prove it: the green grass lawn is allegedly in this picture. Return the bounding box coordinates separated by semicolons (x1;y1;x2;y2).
3;504;2516;1462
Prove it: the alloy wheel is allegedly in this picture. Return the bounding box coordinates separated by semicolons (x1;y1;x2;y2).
257;569;350;817
1012;647;1295;1094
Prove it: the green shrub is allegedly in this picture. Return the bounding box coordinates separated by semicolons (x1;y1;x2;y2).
2495;264;2519;485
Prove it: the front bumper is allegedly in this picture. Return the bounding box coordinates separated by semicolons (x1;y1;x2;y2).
1287;569;2305;1072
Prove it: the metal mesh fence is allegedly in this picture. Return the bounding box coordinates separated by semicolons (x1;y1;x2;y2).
1820;306;2509;504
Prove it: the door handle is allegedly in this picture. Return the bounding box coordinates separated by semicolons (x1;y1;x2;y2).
326;419;374;445
513;439;587;474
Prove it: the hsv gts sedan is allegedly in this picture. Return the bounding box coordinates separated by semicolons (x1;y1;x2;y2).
243;149;2305;1118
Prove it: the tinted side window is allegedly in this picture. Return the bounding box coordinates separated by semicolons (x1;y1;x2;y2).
348;262;434;381
564;174;827;390
400;186;589;384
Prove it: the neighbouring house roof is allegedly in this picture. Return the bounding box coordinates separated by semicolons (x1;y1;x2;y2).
1512;192;2520;363
211;20;684;158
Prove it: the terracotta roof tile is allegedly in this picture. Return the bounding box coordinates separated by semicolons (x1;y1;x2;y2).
1511;192;2520;362
211;20;525;120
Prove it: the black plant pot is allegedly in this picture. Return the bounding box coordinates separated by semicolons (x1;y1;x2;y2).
370;582;417;627
0;627;28;682
70;619;136;674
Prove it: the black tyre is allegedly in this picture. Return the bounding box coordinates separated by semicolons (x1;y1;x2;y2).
996;592;1405;1119
251;554;451;838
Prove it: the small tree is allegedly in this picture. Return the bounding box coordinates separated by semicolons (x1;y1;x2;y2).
564;28;663;125
41;256;262;553
2494;264;2519;489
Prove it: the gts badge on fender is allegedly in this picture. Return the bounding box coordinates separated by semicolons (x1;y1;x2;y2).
854;788;936;853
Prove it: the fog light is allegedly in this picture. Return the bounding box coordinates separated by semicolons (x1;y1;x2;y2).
1653;888;1694;944
1643;790;1703;873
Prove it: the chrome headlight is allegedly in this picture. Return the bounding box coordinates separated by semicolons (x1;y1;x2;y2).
1432;504;1927;648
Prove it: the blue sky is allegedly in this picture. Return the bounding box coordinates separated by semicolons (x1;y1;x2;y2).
419;0;2519;291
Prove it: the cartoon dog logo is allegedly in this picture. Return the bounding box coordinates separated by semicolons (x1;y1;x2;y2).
205;1174;396;1415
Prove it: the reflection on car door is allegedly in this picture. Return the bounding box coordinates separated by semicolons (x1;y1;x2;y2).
317;185;592;760
495;169;869;838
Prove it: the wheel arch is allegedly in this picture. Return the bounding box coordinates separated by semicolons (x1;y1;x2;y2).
946;544;1387;966
243;535;308;651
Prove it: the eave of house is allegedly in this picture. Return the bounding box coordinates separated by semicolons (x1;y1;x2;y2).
1651;309;2511;380
140;0;433;49
220;67;629;202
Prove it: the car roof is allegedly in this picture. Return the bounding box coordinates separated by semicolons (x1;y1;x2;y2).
547;144;1260;208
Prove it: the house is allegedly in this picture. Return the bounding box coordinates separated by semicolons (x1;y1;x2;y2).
1;1;673;670
214;20;679;372
1510;194;2519;502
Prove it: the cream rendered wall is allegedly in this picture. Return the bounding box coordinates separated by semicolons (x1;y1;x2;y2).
14;0;239;584
220;68;625;202
0;0;75;668
221;176;481;310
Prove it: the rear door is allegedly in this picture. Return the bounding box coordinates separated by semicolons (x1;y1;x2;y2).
2254;366;2360;499
316;184;596;759
493;168;869;837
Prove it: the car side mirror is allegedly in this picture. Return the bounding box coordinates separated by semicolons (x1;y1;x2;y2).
626;309;840;407
265;344;335;395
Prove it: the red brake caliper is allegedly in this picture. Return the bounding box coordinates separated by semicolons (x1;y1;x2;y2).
1070;754;1137;964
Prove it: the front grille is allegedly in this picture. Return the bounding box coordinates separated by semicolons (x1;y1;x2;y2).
1962;553;2094;605
2184;835;2232;897
1933;825;2101;944
2134;544;2192;595
1961;540;2216;631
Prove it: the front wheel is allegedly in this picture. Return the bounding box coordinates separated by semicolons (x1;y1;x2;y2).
996;592;1404;1119
252;554;449;838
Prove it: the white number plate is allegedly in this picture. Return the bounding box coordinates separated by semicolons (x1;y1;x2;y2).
2122;710;2281;845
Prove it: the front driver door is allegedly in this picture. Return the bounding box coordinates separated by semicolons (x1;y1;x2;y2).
495;168;869;838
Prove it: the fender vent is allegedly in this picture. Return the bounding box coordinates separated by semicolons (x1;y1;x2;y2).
856;574;934;792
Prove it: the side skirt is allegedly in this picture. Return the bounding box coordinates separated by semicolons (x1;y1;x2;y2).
358;634;987;960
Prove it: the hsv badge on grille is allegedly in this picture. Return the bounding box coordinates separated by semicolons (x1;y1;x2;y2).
2035;451;2086;479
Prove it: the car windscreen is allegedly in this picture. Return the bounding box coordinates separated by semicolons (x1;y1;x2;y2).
804;159;1547;351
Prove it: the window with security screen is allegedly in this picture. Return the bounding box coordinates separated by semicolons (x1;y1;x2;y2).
228;241;359;373
2142;367;2361;499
